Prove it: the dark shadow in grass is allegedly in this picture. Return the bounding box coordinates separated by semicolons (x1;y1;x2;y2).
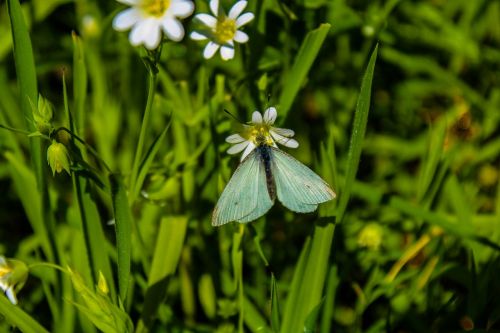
315;216;337;227
141;275;171;329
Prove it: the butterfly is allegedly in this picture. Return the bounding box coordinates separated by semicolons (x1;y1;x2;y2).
212;144;336;226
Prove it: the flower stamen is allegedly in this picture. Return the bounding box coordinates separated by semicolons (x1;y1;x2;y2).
215;18;236;44
141;0;171;17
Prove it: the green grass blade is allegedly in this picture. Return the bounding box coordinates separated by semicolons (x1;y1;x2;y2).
134;122;171;199
278;23;330;121
280;237;311;333
0;296;50;333
6;0;37;132
72;32;87;135
320;266;339;333
271;273;281;332
4;152;53;261
336;43;379;223
137;216;188;331
109;173;133;302
243;296;269;332
304;298;325;333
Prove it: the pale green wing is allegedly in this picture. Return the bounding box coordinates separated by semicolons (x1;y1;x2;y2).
212;150;274;226
271;147;336;213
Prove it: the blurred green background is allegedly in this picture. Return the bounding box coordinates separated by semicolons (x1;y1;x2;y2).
1;0;500;332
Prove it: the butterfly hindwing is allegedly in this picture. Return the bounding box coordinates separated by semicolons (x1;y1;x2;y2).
271;147;335;213
212;150;274;226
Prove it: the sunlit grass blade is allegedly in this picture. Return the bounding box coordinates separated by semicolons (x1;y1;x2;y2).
303;298;325;333
243;296;269;332
336;43;379;223
6;0;37;132
109;173;133;302
278;23;330;122
0;295;49;333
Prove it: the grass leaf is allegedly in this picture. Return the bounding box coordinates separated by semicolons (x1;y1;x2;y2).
278;23;331;121
336;43;379;223
109;173;133;302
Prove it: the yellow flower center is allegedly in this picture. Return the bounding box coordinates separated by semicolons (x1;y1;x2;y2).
247;124;273;146
141;0;171;17
215;18;236;44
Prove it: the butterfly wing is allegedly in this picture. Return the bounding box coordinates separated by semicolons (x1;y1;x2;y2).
271;147;336;213
212;150;274;226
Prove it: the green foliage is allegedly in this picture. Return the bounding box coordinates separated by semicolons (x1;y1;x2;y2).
1;0;500;332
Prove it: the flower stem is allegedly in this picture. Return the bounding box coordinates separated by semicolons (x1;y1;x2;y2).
130;70;157;203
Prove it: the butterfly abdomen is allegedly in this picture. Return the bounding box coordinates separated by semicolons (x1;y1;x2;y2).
257;145;276;200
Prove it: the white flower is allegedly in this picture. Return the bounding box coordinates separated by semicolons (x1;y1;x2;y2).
112;0;194;50
0;256;28;305
190;0;254;60
226;107;299;161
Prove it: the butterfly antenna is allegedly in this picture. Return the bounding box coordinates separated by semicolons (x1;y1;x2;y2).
224;109;246;124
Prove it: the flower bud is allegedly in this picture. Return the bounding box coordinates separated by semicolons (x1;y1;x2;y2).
32;94;54;135
47;141;71;176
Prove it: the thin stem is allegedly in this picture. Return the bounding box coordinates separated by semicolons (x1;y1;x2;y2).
55;127;112;173
29;262;67;274
130;70;157;203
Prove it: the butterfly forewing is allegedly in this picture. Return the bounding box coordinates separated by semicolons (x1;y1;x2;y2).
271;147;336;213
212;150;274;226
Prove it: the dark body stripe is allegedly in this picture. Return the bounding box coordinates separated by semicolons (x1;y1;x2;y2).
257;145;276;200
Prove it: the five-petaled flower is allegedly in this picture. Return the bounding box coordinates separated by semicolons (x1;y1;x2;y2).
113;0;194;50
190;0;254;60
226;107;299;161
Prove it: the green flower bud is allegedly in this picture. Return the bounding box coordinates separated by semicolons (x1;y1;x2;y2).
47;141;71;176
0;256;29;305
32;94;54;135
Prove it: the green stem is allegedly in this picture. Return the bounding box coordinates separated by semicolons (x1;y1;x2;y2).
28;262;67;274
130;71;157;202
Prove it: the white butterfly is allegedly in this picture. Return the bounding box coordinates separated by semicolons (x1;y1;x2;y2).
212;144;336;226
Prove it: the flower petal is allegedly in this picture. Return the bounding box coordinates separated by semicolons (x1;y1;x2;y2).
227;141;249;154
113;8;141;31
252;111;263;124
272;127;295;137
161;18;185;41
220;45;235;60
263;107;277;124
226;133;246;143
116;0;138;5
271;131;299;148
190;31;208;40
209;0;219;16
236;12;254;28
171;0;195;18
240;142;256;160
228;1;248;19
195;14;217;29
203;41;220;59
6;287;17;305
233;30;249;43
130;19;161;48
